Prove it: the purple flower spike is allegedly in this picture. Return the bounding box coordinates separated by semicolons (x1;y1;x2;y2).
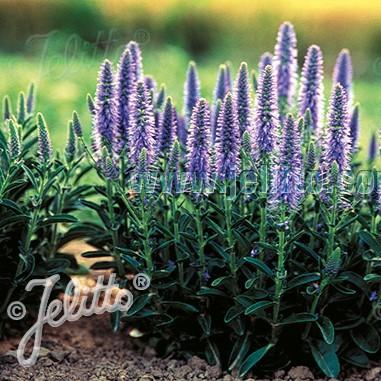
214;65;228;103
184;61;201;124
273;22;298;111
37;113;53;163
333;49;353;105
115;48;136;153
72;111;83;138
87;93;96;116
321;84;351;184
298;45;324;133
225;62;233;91
215;92;241;180
127;41;143;80
253;65;280;162
234;62;252;136
155;84;166;109
158;97;177;157
270;114;303;210
258;52;273;73
186;98;211;184
211;99;222;144
369;133;378;163
26;83;35;114
176;110;187;147
129;81;155;166
144;76;156;93
93;59;119;155
3;96;11;121
349;104;360;151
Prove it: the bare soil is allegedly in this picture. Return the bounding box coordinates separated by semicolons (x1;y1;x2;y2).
1;241;381;380
1;314;381;381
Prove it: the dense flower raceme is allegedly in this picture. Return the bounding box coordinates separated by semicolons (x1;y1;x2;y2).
127;40;143;80
115;46;137;153
258;52;273;73
158;96;177;157
183;61;201;125
321;84;351;190
369;132;378;163
273;21;298;111
129;81;156;166
253;65;280;162
349;104;360;151
186;98;211;185
234;62;252;136
298;45;324;133
270;114;303;209
215;92;241;180
37;112;53;163
333;49;353;105
93;59;119;155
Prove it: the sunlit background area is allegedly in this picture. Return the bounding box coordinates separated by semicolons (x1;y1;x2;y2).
1;0;381;160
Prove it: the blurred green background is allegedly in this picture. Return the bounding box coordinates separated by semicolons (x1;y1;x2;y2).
1;0;381;160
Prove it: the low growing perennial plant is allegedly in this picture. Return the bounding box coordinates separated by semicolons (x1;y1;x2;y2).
2;21;381;379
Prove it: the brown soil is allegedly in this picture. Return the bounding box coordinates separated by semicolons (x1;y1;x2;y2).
1;241;381;380
0;314;381;381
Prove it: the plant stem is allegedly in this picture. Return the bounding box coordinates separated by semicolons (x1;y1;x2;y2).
106;180;124;277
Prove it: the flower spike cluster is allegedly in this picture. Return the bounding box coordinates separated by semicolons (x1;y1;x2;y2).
158;97;177;157
298;45;324;133
258;52;273;73
321;84;351;191
115;47;136;153
273;22;298;111
129;81;155;166
270;113;303;209
234;62;252;136
186;98;211;185
183;61;201;125
215;92;241;180
253;65;280;163
333;49;353;105
93;60;119;155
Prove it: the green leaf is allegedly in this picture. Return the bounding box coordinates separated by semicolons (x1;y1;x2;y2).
316;316;335;344
351;323;380;354
239;344;273;377
224;305;244;324
342;347;369;368
211;276;232;287
127;294;152;317
82;250;111;258
287;273;320;291
243;257;274;279
364;274;381;283
197;315;211;336
198;287;228;297
38;214;78;227
294;241;320;262
244;301;273;316
161;301;199;313
0;199;25;215
309;340;340;378
280;313;318;325
228;334;250;371
359;231;381;255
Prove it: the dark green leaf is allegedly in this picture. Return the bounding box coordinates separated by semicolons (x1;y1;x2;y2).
309;340;340;378
316;316;335;345
351;323;380;354
239;344;273;377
